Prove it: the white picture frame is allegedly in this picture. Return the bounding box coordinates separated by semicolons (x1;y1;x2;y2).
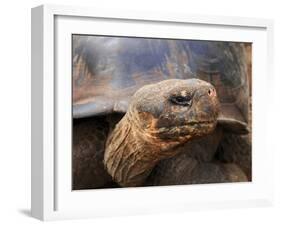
31;4;274;221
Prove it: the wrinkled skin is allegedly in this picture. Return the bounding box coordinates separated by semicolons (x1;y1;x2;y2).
104;79;222;187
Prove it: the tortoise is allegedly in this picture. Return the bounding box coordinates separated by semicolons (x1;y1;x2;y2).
72;36;251;189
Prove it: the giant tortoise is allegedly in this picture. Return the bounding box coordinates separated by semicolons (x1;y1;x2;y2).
72;36;251;189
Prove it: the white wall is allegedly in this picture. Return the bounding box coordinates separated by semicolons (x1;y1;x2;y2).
0;0;280;225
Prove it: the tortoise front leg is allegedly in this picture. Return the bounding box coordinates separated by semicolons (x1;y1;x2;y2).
145;128;248;185
183;160;248;184
147;154;247;186
216;132;252;181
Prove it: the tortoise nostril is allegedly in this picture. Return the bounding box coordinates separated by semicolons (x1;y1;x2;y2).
208;88;216;97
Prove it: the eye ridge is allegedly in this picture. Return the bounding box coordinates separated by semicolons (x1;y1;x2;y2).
170;95;192;106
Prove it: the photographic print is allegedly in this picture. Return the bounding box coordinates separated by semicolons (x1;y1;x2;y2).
72;35;252;190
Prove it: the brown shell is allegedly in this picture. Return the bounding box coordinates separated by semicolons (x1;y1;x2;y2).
73;35;251;134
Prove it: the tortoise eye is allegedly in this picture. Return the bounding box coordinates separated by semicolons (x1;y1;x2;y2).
170;95;192;106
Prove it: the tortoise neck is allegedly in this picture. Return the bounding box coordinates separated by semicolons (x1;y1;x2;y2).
104;113;181;187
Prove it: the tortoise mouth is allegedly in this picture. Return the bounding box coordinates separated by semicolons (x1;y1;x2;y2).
155;120;214;131
160;119;217;130
186;120;216;126
151;119;217;139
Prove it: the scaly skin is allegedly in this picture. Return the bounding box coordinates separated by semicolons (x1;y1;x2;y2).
104;79;221;187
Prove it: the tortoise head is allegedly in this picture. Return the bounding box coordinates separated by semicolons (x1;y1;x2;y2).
128;78;220;143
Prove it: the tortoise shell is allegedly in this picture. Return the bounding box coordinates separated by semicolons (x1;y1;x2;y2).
72;35;250;133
